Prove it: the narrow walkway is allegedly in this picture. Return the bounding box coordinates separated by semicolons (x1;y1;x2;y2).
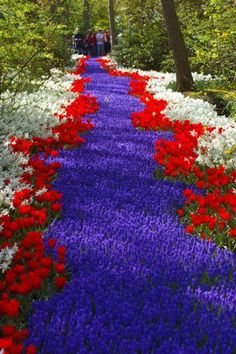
27;60;236;353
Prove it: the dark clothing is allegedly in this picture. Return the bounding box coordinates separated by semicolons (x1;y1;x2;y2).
104;41;111;54
89;45;97;57
74;32;85;52
104;33;111;54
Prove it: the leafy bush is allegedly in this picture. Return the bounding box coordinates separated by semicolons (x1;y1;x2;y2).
0;0;75;94
177;0;236;86
112;7;170;71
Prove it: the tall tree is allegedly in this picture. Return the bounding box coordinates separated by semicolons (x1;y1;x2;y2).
108;0;117;48
160;0;194;92
83;0;90;33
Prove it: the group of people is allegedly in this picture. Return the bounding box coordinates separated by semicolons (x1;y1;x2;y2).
73;29;111;57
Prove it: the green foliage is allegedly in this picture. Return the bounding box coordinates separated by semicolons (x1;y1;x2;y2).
112;1;170;70
91;1;109;30
74;0;109;32
112;0;235;88
0;0;79;93
175;0;236;85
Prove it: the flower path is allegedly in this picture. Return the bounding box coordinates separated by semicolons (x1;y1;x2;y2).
27;59;236;353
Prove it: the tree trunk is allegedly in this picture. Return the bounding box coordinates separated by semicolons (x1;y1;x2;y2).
108;0;117;48
83;0;90;34
160;0;195;92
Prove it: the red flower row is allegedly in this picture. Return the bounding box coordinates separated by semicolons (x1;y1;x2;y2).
98;58;236;250
0;57;98;353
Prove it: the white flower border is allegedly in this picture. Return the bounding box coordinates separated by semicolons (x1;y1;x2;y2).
0;69;79;217
0;55;86;279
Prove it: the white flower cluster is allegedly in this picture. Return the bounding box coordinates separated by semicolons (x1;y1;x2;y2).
0;69;79;216
147;76;227;126
147;75;236;170
107;57;236;170
0;243;18;273
196;125;236;168
71;54;86;62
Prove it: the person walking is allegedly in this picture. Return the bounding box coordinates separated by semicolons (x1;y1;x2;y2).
104;30;111;55
86;31;97;57
96;30;104;57
74;28;85;55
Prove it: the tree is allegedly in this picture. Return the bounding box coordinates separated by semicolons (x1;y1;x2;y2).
160;0;195;91
0;0;78;94
111;0;170;70
83;0;90;33
108;0;117;48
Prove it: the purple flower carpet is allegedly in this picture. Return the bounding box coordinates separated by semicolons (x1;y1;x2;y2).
26;59;236;353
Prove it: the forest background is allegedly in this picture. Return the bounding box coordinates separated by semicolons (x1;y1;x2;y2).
0;0;235;116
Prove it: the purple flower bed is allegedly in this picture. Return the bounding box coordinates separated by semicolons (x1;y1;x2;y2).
26;60;236;353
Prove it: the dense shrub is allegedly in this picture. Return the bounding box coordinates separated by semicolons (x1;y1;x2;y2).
0;0;77;94
177;0;236;85
112;6;170;71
